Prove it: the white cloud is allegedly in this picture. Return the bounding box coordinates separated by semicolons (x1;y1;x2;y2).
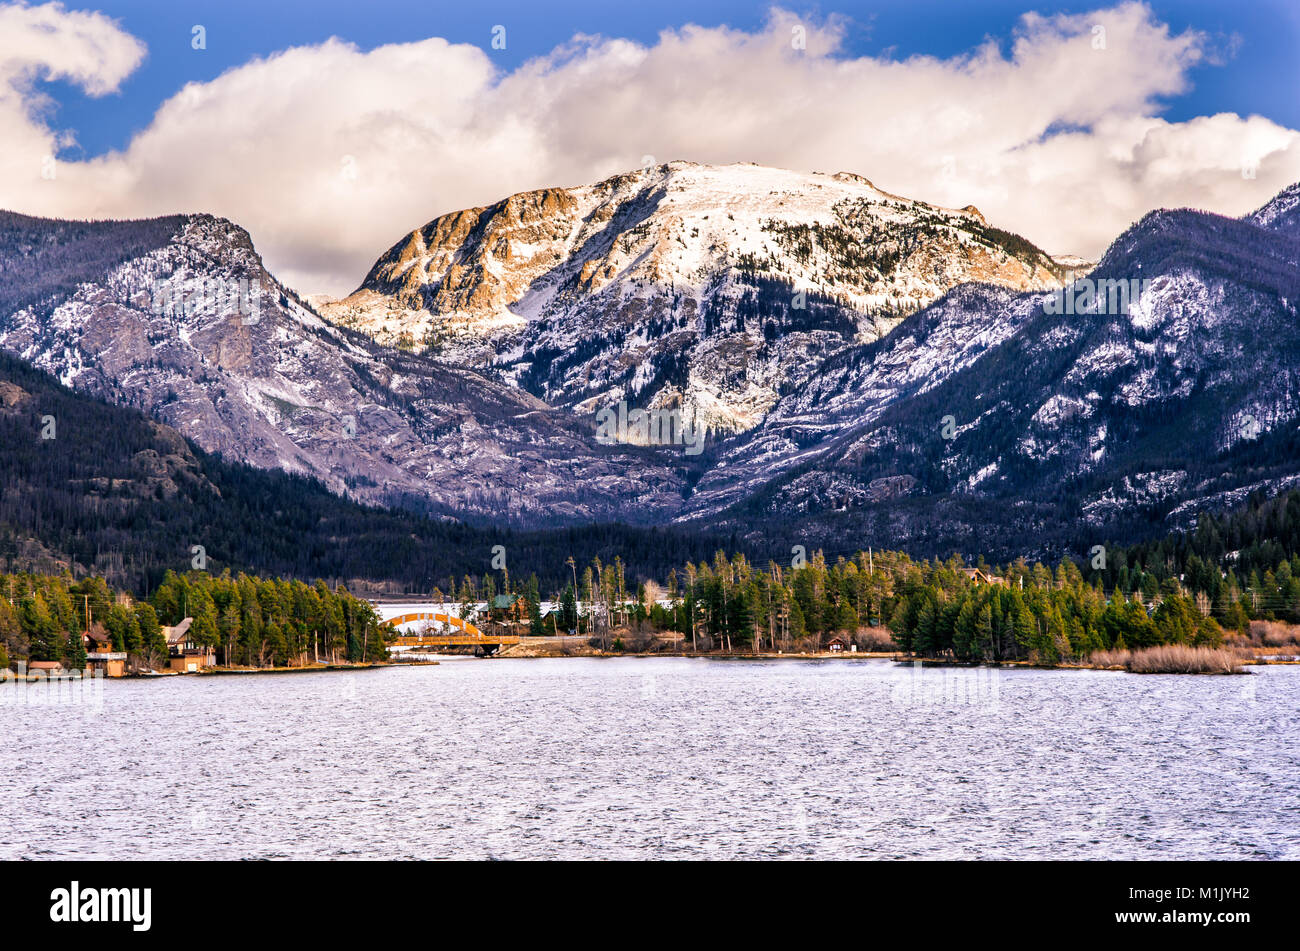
3;1;1298;295
0;1;143;172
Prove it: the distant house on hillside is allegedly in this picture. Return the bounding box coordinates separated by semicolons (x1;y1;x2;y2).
163;617;213;672
962;567;1008;587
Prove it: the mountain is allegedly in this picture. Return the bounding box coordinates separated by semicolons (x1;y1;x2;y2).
1247;181;1300;238
0;210;692;527
0;349;744;591
3;179;1297;567
678;186;1300;559
320;162;1084;434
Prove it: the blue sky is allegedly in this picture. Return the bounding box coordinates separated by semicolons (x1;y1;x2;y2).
49;0;1300;161
8;0;1297;294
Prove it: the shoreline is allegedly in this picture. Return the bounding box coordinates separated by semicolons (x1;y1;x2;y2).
492;644;1282;674
195;660;438;677
9;649;1294;683
0;660;438;683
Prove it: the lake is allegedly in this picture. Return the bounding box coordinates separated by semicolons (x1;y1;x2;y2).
3;657;1297;859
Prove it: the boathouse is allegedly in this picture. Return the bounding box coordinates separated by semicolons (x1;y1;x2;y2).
83;628;126;677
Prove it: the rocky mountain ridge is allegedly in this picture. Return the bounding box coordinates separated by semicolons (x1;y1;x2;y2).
678;187;1300;557
2;179;1297;562
320;162;1086;434
0;212;692;527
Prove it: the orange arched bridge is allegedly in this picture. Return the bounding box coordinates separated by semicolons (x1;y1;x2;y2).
381;612;520;654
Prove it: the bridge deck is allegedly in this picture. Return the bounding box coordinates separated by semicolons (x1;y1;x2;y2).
381;611;520;649
391;634;521;647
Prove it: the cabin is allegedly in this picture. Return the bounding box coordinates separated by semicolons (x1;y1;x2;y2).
83;629;126;678
540;607;572;635
163;617;214;673
26;660;63;676
485;594;530;633
86;652;127;678
962;567;1009;587
826;634;851;652
488;594;529;622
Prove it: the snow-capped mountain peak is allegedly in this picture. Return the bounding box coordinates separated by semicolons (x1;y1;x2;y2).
321;161;1084;434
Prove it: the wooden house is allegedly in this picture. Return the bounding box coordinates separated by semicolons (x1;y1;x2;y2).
83;628;126;677
961;567;1009;587
486;594;530;633
163;617;214;672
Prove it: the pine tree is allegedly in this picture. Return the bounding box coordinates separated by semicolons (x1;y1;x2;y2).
64;628;86;670
559;583;578;634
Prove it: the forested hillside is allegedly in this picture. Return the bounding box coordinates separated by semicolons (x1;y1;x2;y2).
0;351;745;594
0;210;183;317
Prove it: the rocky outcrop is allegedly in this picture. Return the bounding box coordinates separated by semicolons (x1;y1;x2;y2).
322;162;1085;435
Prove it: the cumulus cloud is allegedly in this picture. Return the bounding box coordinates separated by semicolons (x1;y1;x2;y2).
3;1;1298;295
0;1;143;173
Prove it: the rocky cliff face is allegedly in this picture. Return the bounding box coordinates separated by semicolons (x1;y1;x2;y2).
0;213;693;527
321;162;1085;434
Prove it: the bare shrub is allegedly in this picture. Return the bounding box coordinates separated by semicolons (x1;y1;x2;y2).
1087;648;1131;669
1224;629;1253;647
853;627;897;652
1087;644;1245;673
1251;620;1300;648
622;631;656;653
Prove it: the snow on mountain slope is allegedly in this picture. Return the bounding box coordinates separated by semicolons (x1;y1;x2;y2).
0;213;692;527
6;178;1297;561
679;282;1049;520
1248;181;1300;239
677;185;1300;559
321;162;1084;435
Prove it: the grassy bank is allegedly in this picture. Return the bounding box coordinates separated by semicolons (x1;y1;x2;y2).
1084;644;1248;674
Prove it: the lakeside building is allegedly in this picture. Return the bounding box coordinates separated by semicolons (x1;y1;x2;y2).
163;617;213;672
488;593;530;627
83;629;127;678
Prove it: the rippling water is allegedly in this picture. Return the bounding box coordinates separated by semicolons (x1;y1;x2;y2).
3;658;1297;859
